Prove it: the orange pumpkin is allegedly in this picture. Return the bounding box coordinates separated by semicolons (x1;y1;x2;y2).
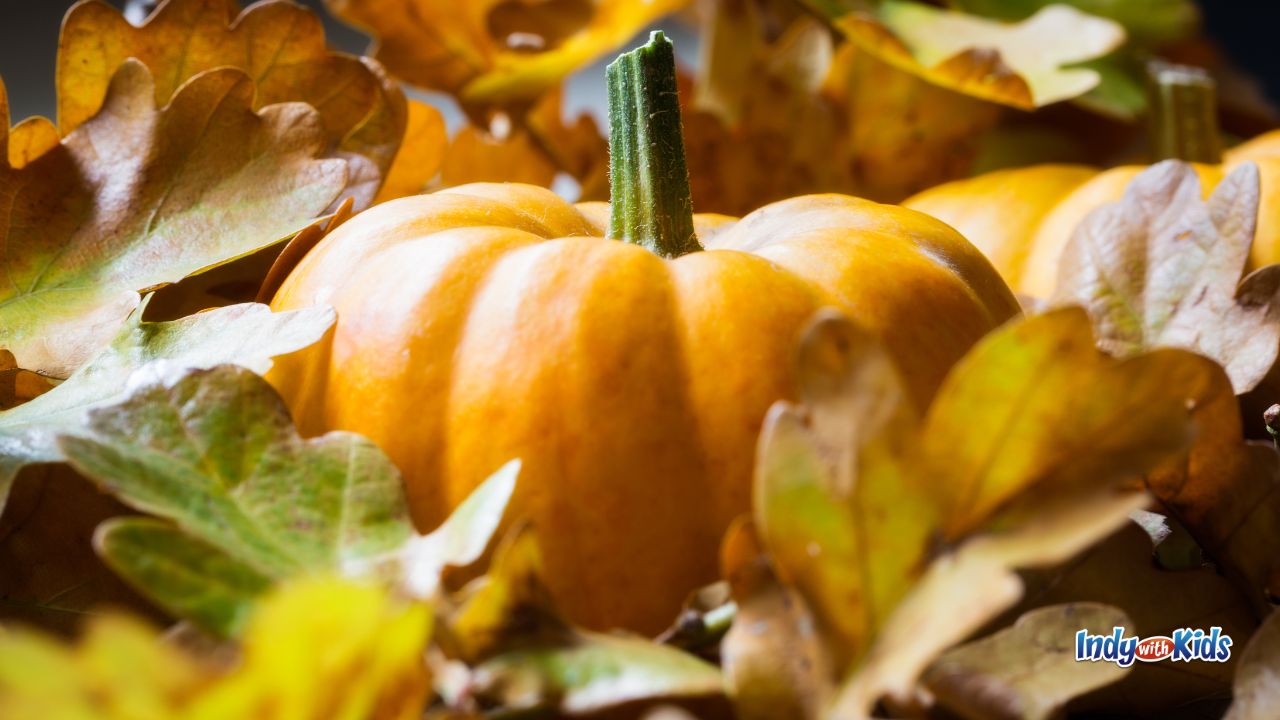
905;68;1280;297
267;33;1020;633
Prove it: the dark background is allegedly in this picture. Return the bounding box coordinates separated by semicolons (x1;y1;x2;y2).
0;0;1277;127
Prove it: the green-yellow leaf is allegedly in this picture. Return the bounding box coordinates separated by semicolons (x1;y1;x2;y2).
0;301;335;511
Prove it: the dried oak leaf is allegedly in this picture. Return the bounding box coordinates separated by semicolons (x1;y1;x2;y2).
0;300;336;511
374;99;449;203
0;576;431;720
439;523;725;717
748;307;1214;718
0;63;347;379
1009;519;1256;714
60;364;518;637
841;1;1126;110
924;603;1133;720
58;0;406;206
1226;608;1280;720
1053;160;1280;395
325;0;686;109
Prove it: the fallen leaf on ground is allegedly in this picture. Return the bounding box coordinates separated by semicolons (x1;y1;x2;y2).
0;63;347;378
749;307;1214;717
440;523;725;717
324;0;687;109
924;603;1133;720
58;0;405;207
1226;609;1280;720
1011;520;1256;714
0;465;164;635
1054;161;1280;394
0;300;336;513
842;1;1126;110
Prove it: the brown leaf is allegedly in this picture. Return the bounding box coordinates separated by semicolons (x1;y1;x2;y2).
58;0;406;208
0;465;164;635
1054;160;1280;394
1012;520;1257;714
0;63;347;377
1146;361;1280;617
925;603;1133;720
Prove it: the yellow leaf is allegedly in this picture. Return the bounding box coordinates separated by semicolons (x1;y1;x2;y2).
841;1;1126;110
751;307;1214;716
190;576;432;720
375;100;450;203
324;0;688;108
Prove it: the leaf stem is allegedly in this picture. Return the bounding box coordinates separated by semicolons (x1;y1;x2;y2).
606;31;700;258
1147;61;1222;164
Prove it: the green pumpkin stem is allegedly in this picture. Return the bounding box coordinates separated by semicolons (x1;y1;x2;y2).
606;31;701;258
1147;61;1222;164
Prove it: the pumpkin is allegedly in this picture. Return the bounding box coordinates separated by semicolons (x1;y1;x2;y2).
267;33;1020;633
905;66;1280;298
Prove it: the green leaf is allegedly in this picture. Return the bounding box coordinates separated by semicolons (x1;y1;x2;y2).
94;517;272;636
0;300;335;509
949;0;1198;45
61;364;521;637
1071;53;1149;120
0;61;347;378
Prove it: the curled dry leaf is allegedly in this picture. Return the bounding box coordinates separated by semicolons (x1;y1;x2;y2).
325;0;686;109
924;603;1133;720
441;524;725;717
0;63;347;379
0;576;432;720
842;1;1126;110
750;307;1214;717
1054;160;1280;394
58;0;407;206
948;0;1198;46
0;301;336;510
1226;609;1280;720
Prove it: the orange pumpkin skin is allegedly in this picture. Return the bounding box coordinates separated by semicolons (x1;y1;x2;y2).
904;134;1280;297
268;183;1019;633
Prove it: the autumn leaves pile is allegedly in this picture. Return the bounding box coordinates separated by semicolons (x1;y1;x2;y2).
4;0;1280;719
